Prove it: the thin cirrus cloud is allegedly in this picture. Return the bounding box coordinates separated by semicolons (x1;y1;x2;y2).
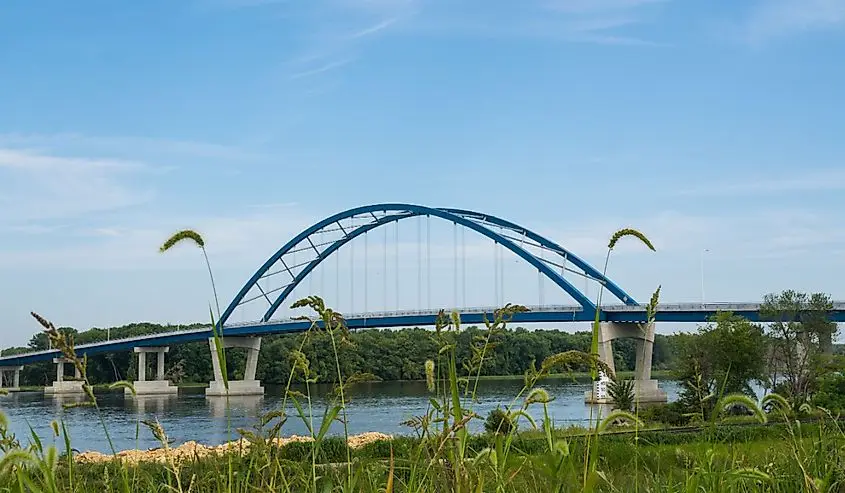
382;0;669;46
278;0;669;82
674;169;845;196
546;0;668;14
0;133;264;162
0;147;154;223
744;0;845;43
288;58;357;80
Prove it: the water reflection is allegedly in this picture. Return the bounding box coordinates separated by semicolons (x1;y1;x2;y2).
0;378;683;453
207;395;264;419
129;395;180;415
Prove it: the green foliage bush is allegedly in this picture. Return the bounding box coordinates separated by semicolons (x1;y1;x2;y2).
484;407;515;435
639;401;688;426
812;372;845;412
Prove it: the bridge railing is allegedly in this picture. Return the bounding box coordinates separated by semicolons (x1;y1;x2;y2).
0;326;212;360
222;305;587;328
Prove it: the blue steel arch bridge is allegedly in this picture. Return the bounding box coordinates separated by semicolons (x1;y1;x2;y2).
1;204;843;398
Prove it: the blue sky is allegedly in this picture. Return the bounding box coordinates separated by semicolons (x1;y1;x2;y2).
1;0;845;346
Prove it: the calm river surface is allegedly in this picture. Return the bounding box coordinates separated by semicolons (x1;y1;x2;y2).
1;379;682;453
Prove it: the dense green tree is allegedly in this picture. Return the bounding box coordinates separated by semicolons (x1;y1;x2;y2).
675;312;767;418
760;290;838;402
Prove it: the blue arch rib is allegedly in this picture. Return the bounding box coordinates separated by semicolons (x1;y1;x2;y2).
258;205;596;322
219;204;610;327
443;208;638;306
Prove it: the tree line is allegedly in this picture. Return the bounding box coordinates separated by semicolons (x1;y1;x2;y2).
3;322;681;387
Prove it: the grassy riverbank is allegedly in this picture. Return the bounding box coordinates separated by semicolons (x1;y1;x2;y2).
2;418;843;492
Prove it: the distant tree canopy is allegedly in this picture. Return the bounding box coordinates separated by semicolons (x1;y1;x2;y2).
2;323;679;387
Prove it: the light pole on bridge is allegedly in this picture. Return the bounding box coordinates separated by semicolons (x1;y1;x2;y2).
700;248;709;306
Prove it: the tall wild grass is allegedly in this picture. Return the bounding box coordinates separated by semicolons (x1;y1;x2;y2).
0;228;842;492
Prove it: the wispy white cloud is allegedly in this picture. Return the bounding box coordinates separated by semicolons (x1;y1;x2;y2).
195;0;289;10
674;168;845;196
0;133;264;162
388;0;669;46
0;206;316;270
289;58;356;79
745;0;845;43
546;0;667;14
0;148;155;222
350;17;400;38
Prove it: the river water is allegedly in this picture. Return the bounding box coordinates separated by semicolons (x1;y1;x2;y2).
1;378;682;453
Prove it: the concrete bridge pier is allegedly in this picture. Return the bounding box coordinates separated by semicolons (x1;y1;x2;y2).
0;366;23;392
44;358;85;395
206;336;264;397
584;321;667;405
130;347;178;395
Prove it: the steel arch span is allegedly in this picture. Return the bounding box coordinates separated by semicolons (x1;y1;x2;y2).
219;204;640;327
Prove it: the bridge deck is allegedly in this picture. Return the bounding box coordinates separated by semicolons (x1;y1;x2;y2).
2;303;843;366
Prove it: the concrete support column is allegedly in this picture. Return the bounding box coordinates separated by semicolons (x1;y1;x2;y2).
206;336;264;397
137;352;146;382
0;367;16;391
156;350;166;381
45;358;84;395
244;343;259;382
209;338;224;383
634;322;655;382
597;322;617;376
129;347;177;396
585;322;666;404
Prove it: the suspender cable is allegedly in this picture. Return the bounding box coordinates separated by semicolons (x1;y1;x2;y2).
308;237;314;297
395;221;400;311
350;224;355;313
426;215;431;309
493;242;499;307
364;230;368;314
500;243;505;306
453;222;458;308
417;216;422;309
461;226;466;308
336;242;340;308
584;275;589;301
384;223;388;311
539;249;545;307
291;248;296;316
319;231;324;298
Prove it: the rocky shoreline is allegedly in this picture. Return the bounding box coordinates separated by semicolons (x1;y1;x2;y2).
75;432;393;465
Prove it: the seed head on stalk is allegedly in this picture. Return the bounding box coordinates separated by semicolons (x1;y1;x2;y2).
159;229;220;320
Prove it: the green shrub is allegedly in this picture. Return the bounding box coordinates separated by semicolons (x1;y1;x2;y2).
608;379;635;411
812;372;845;412
484;407;514;435
639;401;688;426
